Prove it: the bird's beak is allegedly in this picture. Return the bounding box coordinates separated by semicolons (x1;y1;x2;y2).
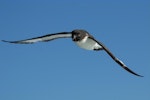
72;35;77;41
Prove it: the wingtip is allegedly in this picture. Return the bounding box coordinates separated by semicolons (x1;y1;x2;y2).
124;67;144;77
2;40;10;42
137;74;144;77
2;40;14;43
134;74;144;77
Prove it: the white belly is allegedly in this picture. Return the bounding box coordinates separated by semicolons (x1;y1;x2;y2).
75;37;102;50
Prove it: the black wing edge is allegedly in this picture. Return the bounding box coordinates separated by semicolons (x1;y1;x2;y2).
1;40;33;44
89;37;143;77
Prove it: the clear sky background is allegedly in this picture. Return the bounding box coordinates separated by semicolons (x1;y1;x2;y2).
0;0;150;100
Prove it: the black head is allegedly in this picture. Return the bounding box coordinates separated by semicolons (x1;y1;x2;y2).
72;29;89;41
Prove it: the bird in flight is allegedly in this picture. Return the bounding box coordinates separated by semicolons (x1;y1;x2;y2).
2;29;143;77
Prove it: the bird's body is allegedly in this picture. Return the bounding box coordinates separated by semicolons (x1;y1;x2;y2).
2;29;143;77
75;36;102;50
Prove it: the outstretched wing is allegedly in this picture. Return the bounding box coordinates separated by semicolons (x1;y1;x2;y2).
2;32;72;44
89;37;143;77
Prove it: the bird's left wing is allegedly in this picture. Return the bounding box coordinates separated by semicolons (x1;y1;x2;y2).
89;37;143;77
2;32;72;44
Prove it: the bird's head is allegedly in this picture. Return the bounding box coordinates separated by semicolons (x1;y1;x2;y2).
72;29;88;41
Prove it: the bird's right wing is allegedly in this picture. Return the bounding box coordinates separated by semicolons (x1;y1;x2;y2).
89;37;143;77
2;32;72;44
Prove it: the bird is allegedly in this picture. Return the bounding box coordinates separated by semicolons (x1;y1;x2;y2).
2;29;143;77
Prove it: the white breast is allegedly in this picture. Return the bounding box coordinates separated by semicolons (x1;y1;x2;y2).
75;36;102;50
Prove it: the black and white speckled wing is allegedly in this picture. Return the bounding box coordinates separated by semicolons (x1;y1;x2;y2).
2;32;72;44
89;37;143;77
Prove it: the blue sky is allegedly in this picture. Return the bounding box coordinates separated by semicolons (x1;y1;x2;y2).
0;0;150;100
